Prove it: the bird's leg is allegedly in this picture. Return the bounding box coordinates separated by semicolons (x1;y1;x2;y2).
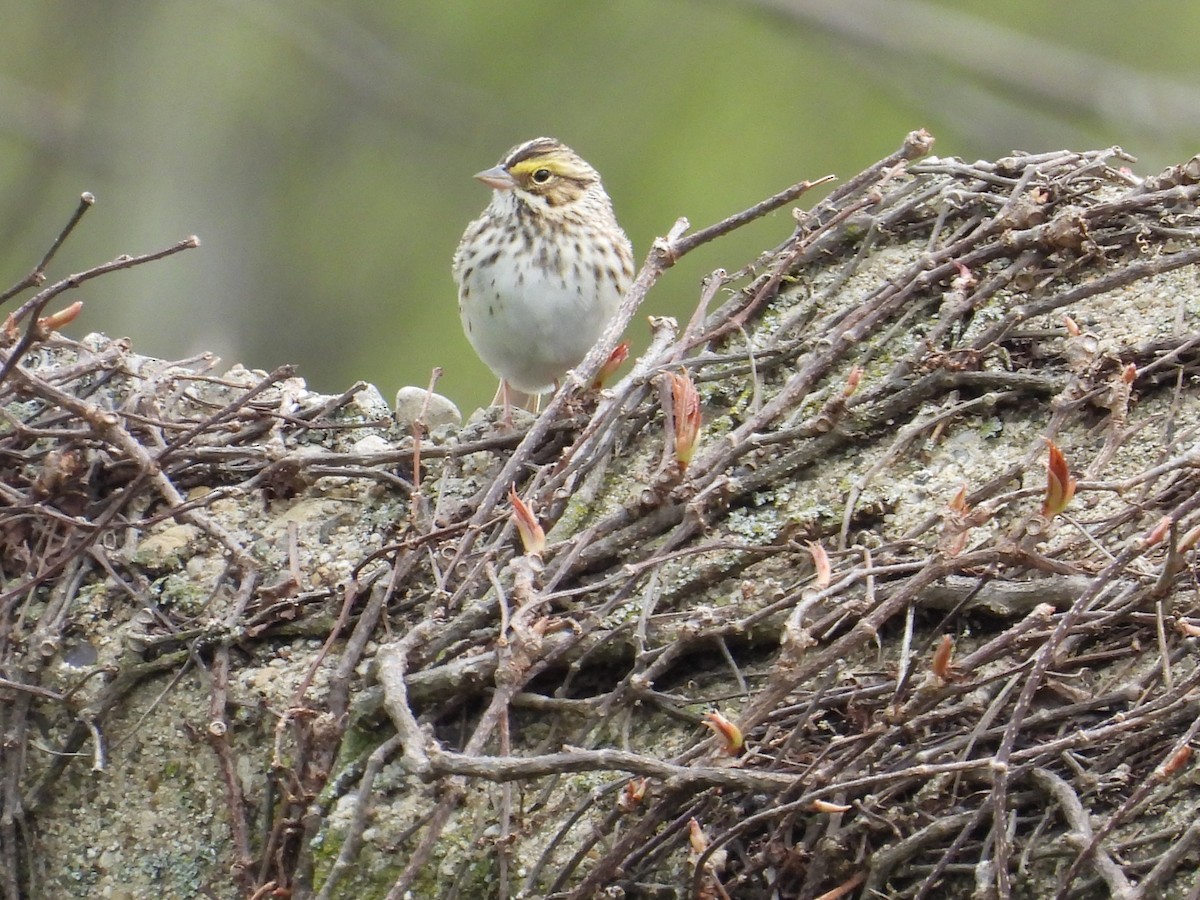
491;381;541;426
495;380;515;428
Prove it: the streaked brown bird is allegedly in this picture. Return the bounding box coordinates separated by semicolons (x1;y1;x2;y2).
453;137;634;415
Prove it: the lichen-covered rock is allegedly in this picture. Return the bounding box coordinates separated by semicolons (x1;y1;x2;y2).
5;139;1200;899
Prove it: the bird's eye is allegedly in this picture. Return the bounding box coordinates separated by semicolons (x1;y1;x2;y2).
531;168;552;184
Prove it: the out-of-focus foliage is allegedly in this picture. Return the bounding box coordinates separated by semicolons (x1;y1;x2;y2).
1;0;1197;409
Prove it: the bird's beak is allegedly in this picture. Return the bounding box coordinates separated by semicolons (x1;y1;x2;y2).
475;166;516;191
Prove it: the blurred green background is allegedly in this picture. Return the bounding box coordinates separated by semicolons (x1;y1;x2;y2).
2;0;1198;411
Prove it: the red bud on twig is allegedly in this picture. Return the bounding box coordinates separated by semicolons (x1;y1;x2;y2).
702;710;744;756
669;369;702;473
843;365;862;397
508;486;545;557
617;777;649;813
809;799;852;813
1041;441;1076;518
931;634;955;681
1158;745;1192;779
808;541;831;589
38;301;83;333
1144;516;1171;547
593;341;629;390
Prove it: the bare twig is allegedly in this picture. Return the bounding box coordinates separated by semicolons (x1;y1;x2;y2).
0;192;95;306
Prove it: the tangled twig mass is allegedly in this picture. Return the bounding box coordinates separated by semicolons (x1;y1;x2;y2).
4;134;1200;898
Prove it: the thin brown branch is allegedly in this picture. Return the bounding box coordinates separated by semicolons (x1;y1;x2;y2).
0;236;200;385
0;191;94;306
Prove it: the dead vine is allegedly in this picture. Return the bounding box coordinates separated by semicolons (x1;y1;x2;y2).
4;135;1200;899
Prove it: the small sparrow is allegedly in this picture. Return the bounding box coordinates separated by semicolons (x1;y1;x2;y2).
453;137;634;416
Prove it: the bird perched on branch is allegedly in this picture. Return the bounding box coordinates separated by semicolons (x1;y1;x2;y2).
453;137;634;418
